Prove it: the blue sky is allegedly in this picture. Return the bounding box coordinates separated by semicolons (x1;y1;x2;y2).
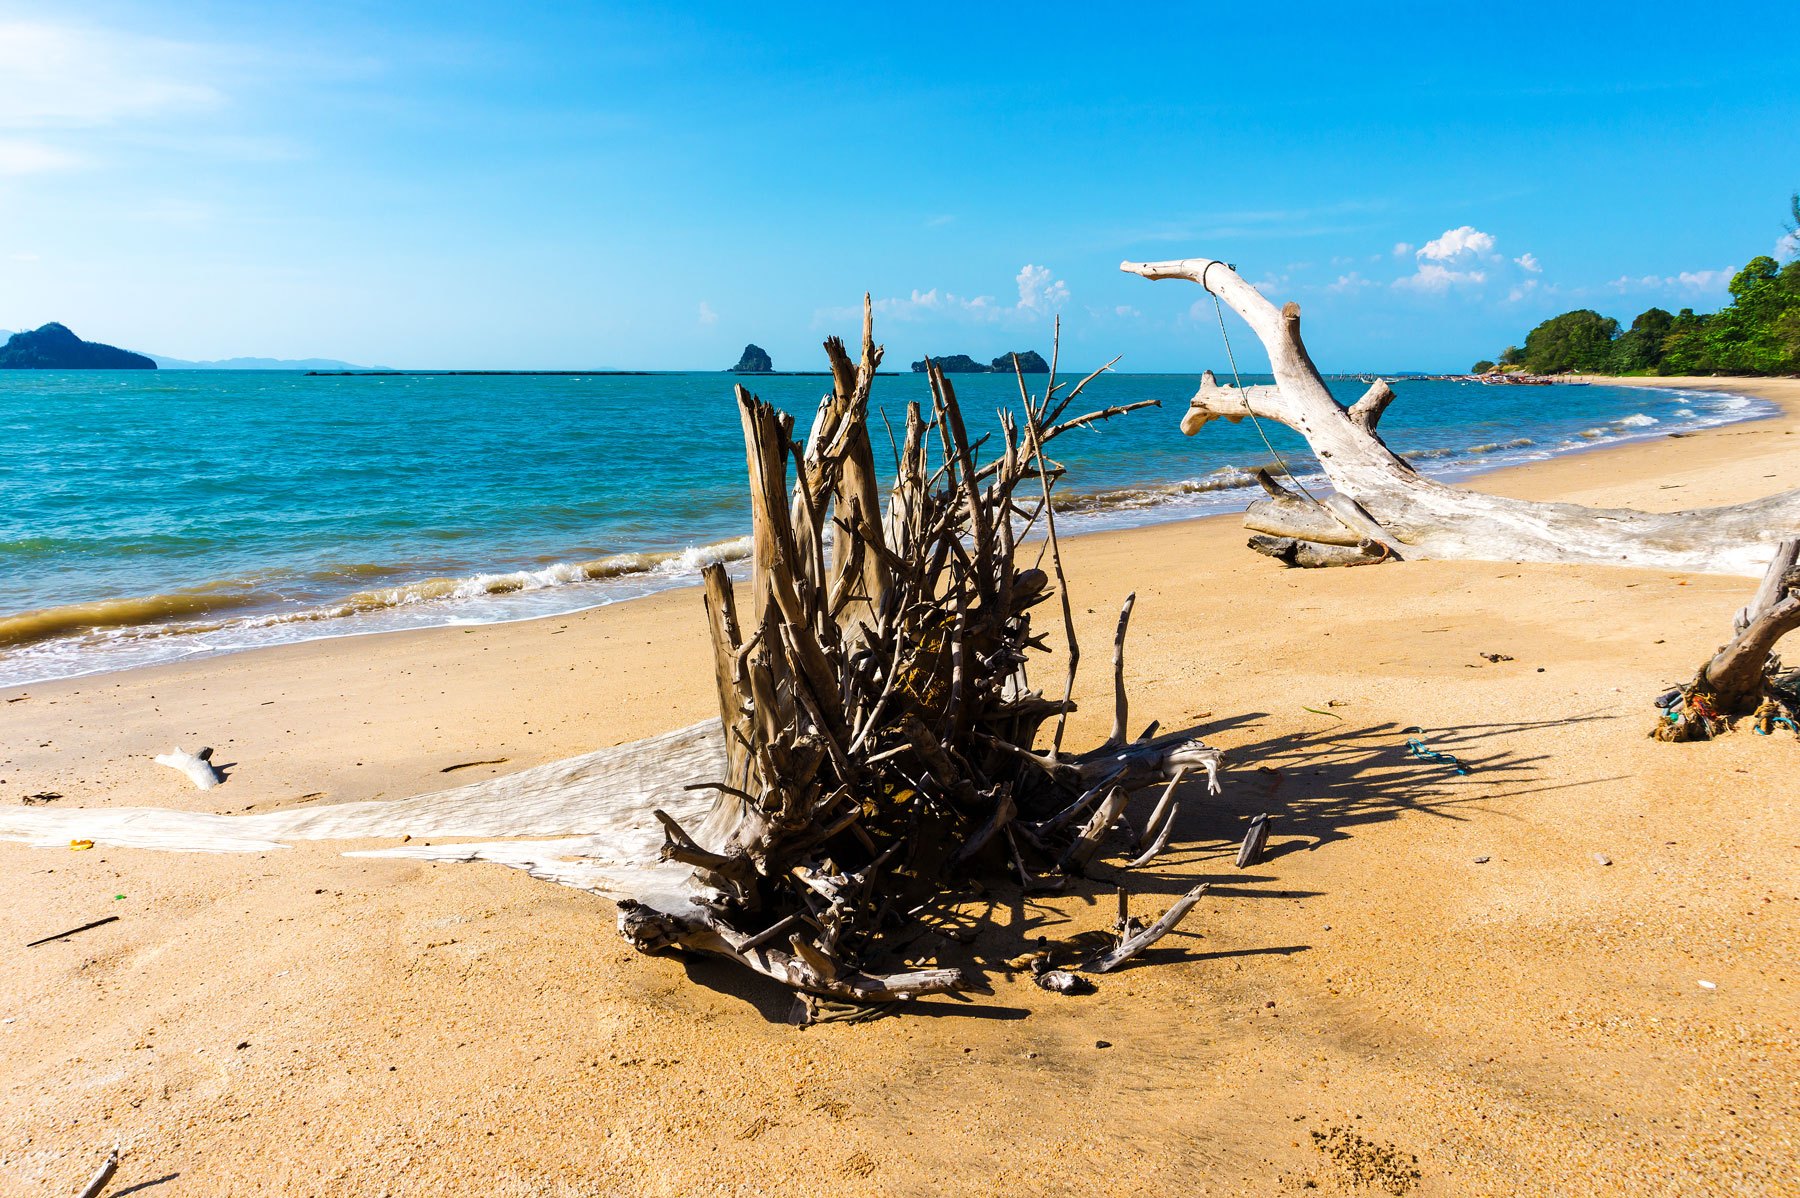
0;2;1795;371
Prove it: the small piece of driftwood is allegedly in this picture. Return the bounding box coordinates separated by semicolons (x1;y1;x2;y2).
76;1147;118;1198
1089;882;1210;973
154;746;221;791
1236;813;1271;868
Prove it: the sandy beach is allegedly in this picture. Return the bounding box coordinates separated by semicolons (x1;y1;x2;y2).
3;376;1796;1196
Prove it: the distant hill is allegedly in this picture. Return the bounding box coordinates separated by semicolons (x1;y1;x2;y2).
729;344;773;373
0;323;155;370
909;350;1049;374
148;354;385;371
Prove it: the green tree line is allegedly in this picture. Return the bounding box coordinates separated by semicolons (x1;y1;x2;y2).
1473;195;1800;377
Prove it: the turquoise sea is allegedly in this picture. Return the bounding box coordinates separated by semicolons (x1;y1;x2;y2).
0;368;1767;688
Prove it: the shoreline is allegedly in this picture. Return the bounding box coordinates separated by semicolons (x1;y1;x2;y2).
1;376;1796;1194
0;377;1782;694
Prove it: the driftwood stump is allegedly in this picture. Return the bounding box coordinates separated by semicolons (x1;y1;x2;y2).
1654;537;1800;740
615;302;1227;1016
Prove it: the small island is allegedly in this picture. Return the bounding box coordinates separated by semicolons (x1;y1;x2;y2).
909;350;1048;374
729;344;773;373
0;323;156;370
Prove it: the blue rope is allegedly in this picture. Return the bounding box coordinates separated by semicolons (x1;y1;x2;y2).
1402;727;1471;775
1753;715;1800;736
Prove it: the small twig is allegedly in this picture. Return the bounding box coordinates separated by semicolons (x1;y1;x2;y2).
77;1147;119;1198
26;916;120;948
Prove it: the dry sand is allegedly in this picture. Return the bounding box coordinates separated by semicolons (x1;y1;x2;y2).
2;377;1796;1196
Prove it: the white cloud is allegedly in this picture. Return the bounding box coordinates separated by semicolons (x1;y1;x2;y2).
866;288;998;322
1015;263;1069;313
1777;231;1800;260
11;251;42;262
1608;268;1735;296
0;21;223;130
1507;279;1539;302
850;263;1067;326
1392;225;1536;294
1418;226;1497;262
0;138;80;175
1393;263;1487;293
697;301;718;326
1327;271;1376;293
1113;304;1140;318
924;214;954;229
1392;242;1413;257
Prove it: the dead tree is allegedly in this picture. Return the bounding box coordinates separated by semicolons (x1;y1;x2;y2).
1119;258;1800;576
614;302;1226;1016
1654;537;1800;739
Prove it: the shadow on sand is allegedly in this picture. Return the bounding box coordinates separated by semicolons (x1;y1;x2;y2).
667;710;1625;1023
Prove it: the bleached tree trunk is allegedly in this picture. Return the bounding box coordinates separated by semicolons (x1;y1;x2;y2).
1120;257;1800;577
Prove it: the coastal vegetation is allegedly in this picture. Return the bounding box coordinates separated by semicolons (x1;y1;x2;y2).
1476;194;1800;376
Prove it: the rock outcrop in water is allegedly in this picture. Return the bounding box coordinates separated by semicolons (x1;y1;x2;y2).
729;344;773;373
0;323;156;370
908;350;1048;373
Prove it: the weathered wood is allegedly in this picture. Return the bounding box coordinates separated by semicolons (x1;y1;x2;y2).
1236;812;1271;868
1658;537;1800;738
1244;496;1367;546
154;746;221;791
1089;882;1211;973
1060;785;1129;875
1123;257;1800;577
76;1148;119;1198
700;565;749;792
1348;378;1396;434
1108;592;1137;747
622;302;1233;1010
1248;535;1388;569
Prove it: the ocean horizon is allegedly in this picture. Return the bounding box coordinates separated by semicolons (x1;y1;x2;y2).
0;368;1769;689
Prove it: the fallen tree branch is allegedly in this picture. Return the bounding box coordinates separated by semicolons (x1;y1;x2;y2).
1122;257;1800;576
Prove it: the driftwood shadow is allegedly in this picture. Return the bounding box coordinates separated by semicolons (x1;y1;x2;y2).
965;710;1623;976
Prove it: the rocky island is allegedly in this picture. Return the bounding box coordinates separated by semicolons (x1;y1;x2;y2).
909;350;1048;373
728;344;773;373
0;323;156;370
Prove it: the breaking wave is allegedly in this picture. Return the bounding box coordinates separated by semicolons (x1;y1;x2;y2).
0;538;752;655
